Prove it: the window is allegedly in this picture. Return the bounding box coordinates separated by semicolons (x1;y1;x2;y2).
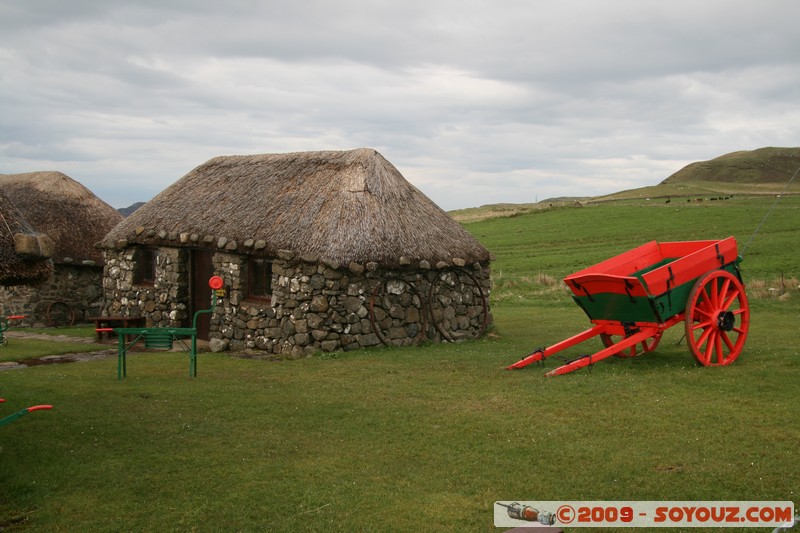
135;248;157;285
247;258;272;300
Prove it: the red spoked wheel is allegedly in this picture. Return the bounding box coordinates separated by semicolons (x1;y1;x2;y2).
684;270;750;366
600;331;662;358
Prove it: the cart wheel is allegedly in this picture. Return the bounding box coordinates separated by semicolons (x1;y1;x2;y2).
600;332;662;357
428;268;489;342
368;279;428;347
46;301;75;328
684;270;750;366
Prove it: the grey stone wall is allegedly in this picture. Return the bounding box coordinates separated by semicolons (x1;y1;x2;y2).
102;246;492;356
0;264;104;327
210;253;492;356
102;248;190;327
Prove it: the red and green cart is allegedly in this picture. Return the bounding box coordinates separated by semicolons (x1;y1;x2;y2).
508;236;750;376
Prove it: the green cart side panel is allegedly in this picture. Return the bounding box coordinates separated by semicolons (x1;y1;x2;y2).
571;293;653;323
572;263;740;323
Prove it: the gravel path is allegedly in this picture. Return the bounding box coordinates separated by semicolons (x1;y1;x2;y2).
0;331;116;371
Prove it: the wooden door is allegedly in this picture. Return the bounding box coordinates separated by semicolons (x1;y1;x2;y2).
191;249;214;340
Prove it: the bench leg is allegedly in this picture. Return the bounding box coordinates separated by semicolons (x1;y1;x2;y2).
117;335;126;380
190;333;198;378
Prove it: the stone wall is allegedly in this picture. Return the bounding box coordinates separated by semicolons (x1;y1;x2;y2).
210;252;492;356
102;246;492;356
102;247;190;327
0;264;104;327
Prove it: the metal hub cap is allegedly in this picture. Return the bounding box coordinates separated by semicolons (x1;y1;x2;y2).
717;310;735;332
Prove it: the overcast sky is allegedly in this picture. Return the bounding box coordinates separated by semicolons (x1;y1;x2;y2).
1;1;799;211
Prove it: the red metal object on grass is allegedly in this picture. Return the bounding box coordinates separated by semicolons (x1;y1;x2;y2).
0;402;53;427
0;314;26;346
26;405;54;412
508;237;750;376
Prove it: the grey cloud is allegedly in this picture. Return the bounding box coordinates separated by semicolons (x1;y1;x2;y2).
1;0;798;211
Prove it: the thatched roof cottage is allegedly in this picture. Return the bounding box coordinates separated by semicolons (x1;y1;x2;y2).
0;191;53;287
0;172;123;325
100;148;493;355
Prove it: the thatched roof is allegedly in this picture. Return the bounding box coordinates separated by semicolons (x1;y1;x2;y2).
0;191;54;286
0;171;123;265
100;148;491;268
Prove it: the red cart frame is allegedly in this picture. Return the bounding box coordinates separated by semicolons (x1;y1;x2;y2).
508;237;750;376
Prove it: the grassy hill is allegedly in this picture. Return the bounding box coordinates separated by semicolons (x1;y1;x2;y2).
449;199;585;223
452;146;800;220
663;146;800;184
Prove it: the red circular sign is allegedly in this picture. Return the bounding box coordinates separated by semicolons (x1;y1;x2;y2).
208;276;224;290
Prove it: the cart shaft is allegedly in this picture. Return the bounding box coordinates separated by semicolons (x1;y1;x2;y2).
506;324;607;369
544;327;660;376
508;315;683;375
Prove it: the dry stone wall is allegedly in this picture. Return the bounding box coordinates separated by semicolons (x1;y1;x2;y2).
210;253;492;356
102;246;492;356
0;265;104;327
102;248;190;327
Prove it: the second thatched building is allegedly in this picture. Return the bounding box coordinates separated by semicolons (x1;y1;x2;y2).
99;148;492;355
0;191;53;288
0;172;123;325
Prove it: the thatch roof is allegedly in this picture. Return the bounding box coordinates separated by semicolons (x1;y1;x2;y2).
0;171;123;265
100;148;491;268
0;191;54;286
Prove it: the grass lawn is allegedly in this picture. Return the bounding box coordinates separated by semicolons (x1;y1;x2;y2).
1;196;798;531
16;326;99;339
0;340;107;365
0;326;107;364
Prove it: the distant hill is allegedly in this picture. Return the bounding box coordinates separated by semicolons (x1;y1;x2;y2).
118;202;145;217
662;146;800;184
452;147;800;222
449;199;587;223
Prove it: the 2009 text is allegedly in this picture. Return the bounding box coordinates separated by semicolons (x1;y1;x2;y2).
574;505;634;523
494;500;795;528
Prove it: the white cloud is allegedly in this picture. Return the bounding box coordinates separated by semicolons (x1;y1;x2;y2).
1;0;799;211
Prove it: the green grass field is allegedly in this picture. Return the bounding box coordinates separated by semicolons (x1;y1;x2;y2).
1;195;798;531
